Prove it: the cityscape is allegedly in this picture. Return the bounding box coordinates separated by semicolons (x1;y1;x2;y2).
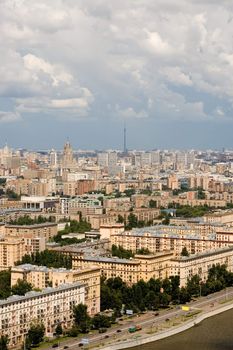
1;1;233;350
1;143;233;349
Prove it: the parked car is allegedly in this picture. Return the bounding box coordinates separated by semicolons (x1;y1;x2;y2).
52;344;59;348
116;329;122;333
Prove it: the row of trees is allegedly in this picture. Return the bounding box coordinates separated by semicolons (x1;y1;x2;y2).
111;245;151;259
9;215;55;225
69;304;114;336
111;244;134;259
117;213;154;230
16;250;72;269
52;219;91;246
101;264;233;313
167;204;211;217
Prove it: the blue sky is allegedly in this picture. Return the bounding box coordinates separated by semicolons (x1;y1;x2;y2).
1;0;233;150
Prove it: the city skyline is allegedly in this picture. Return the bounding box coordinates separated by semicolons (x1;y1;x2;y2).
1;1;233;148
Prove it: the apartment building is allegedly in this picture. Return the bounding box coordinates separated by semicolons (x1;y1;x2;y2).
0;283;85;347
203;210;233;225
11;264;101;316
72;252;173;285
5;222;58;241
63;180;95;196
170;247;233;287
110;228;231;257
0;238;26;270
59;197;102;216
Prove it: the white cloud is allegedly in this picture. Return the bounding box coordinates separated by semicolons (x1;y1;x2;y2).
0;0;233;123
0;111;21;123
117;106;148;119
23;54;73;86
161;67;193;86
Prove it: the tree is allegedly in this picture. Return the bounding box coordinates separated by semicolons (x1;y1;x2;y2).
126;213;138;230
73;304;91;333
149;200;157;208
28;324;45;347
0;336;8;350
117;215;124;224
91;314;111;329
187;275;201;297
55;323;63;336
181;247;189;257
11;279;32;296
0;270;11;299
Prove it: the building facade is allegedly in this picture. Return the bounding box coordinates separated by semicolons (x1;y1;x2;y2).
0;283;85;347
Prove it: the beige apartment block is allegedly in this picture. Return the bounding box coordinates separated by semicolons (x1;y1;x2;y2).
11;265;101;316
170;247;233;287
0;238;26;270
110;228;230;257
5;222;58;241
169;197;226;208
72;252;173;285
0;283;85;347
203;210;233;225
100;223;125;239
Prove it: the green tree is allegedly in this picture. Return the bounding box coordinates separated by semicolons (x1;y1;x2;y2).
28;324;45;347
55;323;63;336
11;279;32;296
187;275;201;297
0;270;11;299
73;304;91;333
149;200;157;208
117;215;124;224
91;314;111;329
0;335;8;350
181;247;189;257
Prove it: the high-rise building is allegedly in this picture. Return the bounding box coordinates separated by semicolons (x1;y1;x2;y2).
50;149;57;168
62;142;75;169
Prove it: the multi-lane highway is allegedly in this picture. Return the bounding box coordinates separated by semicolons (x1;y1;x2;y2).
45;286;233;350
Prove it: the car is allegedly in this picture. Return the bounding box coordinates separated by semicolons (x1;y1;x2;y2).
119;318;123;321
63;346;69;349
52;344;59;348
78;344;83;347
154;312;159;316
116;329;122;333
104;335;109;339
165;318;170;322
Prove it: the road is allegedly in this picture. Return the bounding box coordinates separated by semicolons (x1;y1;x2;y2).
45;286;233;350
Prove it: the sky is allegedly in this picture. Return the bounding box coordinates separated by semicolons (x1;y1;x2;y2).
1;0;233;150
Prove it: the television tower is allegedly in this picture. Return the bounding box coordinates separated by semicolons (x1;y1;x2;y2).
123;124;127;154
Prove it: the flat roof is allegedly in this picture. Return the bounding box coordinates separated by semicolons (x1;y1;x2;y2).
172;246;233;262
0;282;84;307
6;222;57;228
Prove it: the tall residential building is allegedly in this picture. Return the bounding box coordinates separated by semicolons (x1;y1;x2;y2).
11;264;101;316
62;142;76;169
0;283;85;347
0;238;26;270
50;149;57;168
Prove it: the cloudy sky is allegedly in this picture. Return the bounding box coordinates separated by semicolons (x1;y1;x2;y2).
1;0;233;150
